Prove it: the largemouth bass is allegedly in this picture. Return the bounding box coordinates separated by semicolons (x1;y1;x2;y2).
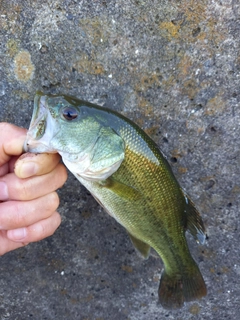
24;92;207;309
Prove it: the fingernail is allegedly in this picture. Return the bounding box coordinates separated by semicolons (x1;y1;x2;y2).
18;162;38;178
0;181;8;200
8;228;26;241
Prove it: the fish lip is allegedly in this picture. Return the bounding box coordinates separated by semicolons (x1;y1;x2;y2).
24;93;49;152
32;92;45;123
29;92;48;129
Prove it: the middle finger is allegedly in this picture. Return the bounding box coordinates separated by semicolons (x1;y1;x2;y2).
0;163;66;201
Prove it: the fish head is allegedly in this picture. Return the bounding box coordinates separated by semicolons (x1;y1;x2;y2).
25;92;125;180
25;92;102;155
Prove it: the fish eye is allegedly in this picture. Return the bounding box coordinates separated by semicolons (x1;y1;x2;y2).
61;106;78;121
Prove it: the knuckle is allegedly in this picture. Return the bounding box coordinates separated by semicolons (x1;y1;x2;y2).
45;212;61;237
54;212;61;228
49;214;61;236
14;202;27;226
48;226;55;237
28;212;61;242
33;222;46;240
14;179;31;200
56;164;68;186
0;201;30;229
39;222;46;236
48;192;60;210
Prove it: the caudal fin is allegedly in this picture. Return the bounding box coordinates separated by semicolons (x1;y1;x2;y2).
158;267;207;309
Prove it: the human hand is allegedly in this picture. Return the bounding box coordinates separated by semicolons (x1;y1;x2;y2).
0;123;67;255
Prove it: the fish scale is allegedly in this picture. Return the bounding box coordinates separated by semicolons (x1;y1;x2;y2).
25;92;207;309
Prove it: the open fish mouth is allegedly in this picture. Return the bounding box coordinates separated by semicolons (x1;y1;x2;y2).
24;93;57;153
29;93;47;128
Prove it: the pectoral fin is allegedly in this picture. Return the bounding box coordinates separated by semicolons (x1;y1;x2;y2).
127;232;151;259
101;177;142;201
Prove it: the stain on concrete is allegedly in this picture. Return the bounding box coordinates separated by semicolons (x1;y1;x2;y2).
14;51;35;82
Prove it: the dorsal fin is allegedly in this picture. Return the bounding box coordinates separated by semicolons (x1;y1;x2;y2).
182;191;206;244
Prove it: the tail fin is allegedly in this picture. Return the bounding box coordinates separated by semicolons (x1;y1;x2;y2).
158;267;207;309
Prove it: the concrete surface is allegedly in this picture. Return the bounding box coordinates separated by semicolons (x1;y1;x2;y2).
0;0;240;319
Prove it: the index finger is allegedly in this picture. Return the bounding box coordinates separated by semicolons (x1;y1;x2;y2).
14;152;62;178
0;123;26;166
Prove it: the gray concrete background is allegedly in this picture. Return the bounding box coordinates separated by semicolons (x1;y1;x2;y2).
0;0;240;319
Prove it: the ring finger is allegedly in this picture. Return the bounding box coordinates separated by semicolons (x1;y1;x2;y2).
0;192;59;230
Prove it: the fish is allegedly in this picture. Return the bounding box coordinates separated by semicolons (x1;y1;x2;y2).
24;92;207;309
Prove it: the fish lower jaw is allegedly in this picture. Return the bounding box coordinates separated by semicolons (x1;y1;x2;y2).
24;139;56;153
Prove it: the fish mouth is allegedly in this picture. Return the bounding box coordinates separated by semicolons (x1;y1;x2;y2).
30;92;46;127
24;92;56;153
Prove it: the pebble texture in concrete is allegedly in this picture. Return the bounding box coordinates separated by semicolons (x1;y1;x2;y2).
0;0;240;319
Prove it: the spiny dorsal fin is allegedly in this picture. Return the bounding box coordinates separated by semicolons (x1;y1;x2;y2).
182;191;206;245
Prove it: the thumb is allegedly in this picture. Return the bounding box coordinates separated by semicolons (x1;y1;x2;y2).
0;123;27;166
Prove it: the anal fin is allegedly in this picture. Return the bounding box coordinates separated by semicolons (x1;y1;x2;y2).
127;232;150;259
